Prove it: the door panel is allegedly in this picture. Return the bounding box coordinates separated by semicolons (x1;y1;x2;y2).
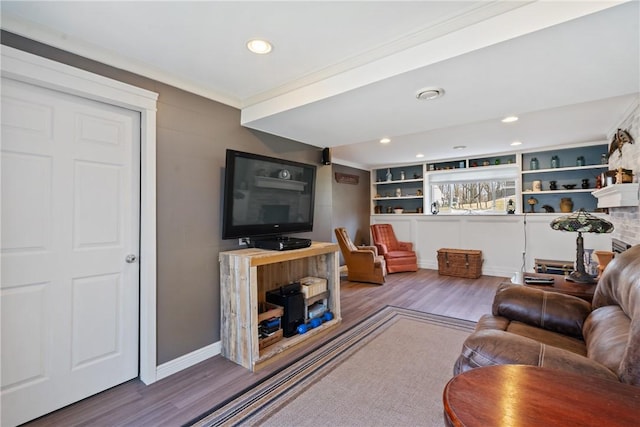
1;78;140;427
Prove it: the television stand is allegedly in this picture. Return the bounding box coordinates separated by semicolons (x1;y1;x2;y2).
219;242;341;371
253;236;312;251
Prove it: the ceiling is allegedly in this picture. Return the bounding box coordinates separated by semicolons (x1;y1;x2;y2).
2;1;638;169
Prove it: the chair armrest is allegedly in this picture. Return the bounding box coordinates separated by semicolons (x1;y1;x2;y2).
346;249;381;274
398;241;413;251
374;243;388;255
492;283;591;338
359;245;378;256
349;249;376;263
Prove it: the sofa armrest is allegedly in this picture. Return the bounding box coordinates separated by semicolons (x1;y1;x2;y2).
492;283;591;338
454;329;619;382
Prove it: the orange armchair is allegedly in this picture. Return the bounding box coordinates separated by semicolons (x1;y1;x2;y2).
370;224;418;273
335;227;386;285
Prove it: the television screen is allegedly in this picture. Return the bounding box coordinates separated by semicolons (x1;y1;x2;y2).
222;149;316;240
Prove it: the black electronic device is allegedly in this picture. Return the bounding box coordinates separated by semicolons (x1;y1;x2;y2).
266;284;305;337
253;236;312;251
222;149;317;240
321;147;331;165
524;276;555;285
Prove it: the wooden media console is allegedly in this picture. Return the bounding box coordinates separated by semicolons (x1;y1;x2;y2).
219;242;341;371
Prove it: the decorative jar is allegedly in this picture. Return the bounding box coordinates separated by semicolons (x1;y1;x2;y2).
530;157;539;170
560;198;573;213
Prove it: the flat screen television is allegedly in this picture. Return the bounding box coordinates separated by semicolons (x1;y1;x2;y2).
222;149;317;240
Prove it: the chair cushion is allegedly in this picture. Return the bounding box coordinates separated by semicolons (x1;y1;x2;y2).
385;250;416;259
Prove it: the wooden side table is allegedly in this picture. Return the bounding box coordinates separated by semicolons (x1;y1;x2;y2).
443;365;640;427
506;272;595;302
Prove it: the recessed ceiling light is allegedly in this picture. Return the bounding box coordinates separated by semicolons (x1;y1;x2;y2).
453;145;466;150
416;87;445;101
247;39;272;54
380;138;391;144
416;153;424;158
502;116;519;123
510;141;522;146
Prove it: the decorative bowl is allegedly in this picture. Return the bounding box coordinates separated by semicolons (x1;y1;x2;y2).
394;209;404;214
562;184;576;189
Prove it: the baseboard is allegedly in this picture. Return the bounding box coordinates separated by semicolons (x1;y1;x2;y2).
155;341;221;381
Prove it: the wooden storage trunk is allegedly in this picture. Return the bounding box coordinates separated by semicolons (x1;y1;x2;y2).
437;248;483;279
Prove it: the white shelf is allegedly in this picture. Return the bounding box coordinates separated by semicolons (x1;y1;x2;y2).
373;196;423;200
522;188;595;195
375;178;423;184
522;164;607;174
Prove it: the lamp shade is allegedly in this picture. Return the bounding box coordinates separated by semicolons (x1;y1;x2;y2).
550;209;614;234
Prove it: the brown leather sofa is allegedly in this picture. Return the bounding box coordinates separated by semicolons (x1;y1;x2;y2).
335;227;386;285
454;244;640;386
370;224;418;273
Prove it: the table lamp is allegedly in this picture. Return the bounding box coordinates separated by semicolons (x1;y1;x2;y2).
550;209;614;283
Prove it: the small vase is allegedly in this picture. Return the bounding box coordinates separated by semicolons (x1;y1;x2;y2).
581;179;590;189
560;198;573;213
594;251;614;277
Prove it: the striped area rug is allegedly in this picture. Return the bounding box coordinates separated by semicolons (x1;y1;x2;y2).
188;306;476;427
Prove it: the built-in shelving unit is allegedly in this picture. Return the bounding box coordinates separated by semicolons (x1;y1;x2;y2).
521;144;608;213
371;142;611;215
372;164;424;214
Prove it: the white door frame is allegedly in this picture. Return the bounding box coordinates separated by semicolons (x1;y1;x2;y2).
1;45;160;384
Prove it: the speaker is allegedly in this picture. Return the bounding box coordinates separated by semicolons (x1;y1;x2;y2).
321;147;331;165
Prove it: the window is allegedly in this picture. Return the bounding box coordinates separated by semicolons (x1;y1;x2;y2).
428;166;518;214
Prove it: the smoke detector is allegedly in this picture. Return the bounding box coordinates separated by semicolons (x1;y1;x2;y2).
416;87;445;101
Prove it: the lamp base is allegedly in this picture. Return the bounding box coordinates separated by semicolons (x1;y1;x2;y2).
565;270;597;284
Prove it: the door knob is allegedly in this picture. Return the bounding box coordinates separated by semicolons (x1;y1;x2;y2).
125;254;137;263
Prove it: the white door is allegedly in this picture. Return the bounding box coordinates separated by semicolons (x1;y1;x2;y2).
1;78;140;427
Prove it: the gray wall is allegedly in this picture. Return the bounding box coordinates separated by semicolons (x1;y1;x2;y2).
2;32;358;364
330;164;372;264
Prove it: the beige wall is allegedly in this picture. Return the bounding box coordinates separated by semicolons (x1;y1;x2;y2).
1;31;362;364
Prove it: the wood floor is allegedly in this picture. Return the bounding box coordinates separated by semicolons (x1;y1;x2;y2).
25;269;505;426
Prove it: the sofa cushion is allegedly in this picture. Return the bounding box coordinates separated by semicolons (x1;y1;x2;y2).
455;329;618;382
474;314;586;356
506;321;587;356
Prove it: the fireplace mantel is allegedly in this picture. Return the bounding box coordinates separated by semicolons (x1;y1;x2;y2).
592;183;639;208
